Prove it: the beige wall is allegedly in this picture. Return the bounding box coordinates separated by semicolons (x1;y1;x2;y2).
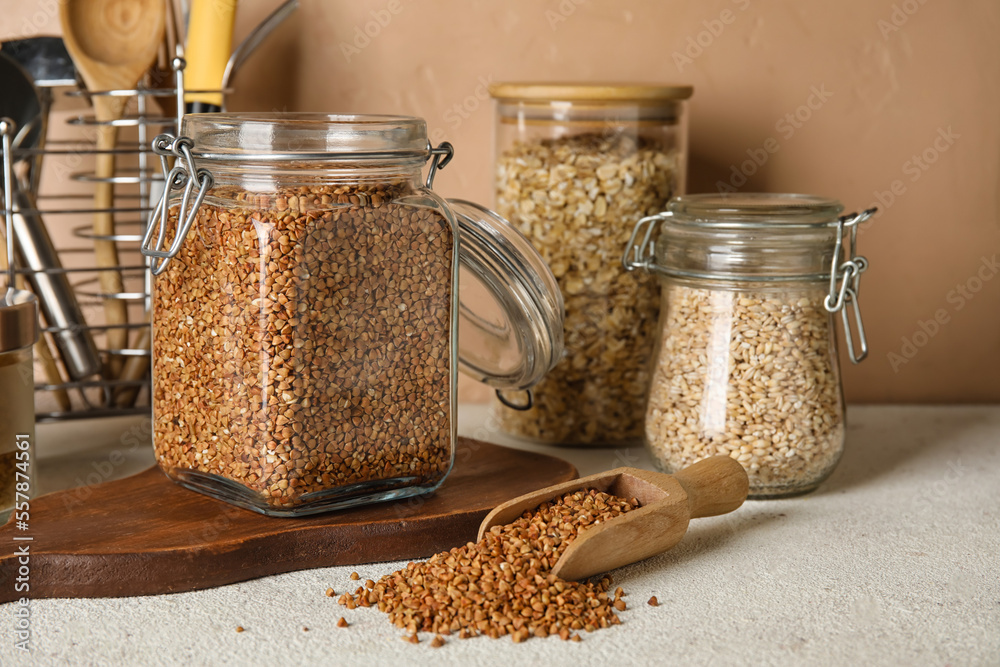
3;0;998;403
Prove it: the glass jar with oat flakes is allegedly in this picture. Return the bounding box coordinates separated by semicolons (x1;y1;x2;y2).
489;83;692;446
141;113;563;516
624;194;875;498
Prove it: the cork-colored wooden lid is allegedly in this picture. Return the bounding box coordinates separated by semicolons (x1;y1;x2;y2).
489;82;694;102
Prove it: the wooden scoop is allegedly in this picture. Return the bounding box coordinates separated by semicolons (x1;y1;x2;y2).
478;456;749;581
60;0;165;377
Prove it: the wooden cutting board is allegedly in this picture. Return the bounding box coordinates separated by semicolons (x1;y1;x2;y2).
0;438;575;601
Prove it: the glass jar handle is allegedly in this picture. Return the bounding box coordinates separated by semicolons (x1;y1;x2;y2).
495;388;533;411
824;208;876;364
140;133;214;276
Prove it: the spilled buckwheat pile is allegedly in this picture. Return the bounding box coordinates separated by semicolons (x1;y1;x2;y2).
645;285;844;496
152;180;454;512
493;133;678;445
337;488;640;642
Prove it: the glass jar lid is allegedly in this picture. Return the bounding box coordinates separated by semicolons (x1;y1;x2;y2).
142;115;564;390
640;193;847;282
0;289;39;353
491;82;692;124
183;112;432;162
450;200;564;392
623;193;877;364
667;193;844;227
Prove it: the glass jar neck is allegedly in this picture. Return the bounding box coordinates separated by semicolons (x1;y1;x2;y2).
653;194;844;284
200;159;427;192
655;223;840;284
496;99;683;125
180;112;433;191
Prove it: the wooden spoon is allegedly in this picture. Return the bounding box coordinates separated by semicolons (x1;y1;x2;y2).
478;456;749;581
113;314;150;407
60;0;165;377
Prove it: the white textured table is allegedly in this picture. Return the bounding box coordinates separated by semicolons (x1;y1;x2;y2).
3;405;999;666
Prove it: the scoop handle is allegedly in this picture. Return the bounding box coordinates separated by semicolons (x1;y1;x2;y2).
672;456;749;519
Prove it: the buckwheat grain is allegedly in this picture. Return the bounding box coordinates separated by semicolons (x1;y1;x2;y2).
338;488;640;642
152;180;454;511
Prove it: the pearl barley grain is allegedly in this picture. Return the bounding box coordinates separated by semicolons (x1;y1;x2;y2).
645;285;844;496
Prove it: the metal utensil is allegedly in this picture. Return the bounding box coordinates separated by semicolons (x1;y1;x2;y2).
1;120;69;412
221;0;297;94
118;1;299;408
478;456;749;581
10;189;102;380
0;36;77;198
0;51;101;381
184;0;239;113
0;37;76;88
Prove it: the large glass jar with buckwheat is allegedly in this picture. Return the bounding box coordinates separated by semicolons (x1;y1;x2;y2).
488;83;692;446
141;113;563;516
624;194;875;498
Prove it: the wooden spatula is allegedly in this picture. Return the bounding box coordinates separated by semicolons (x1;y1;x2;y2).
60;0;165;378
478;456;749;581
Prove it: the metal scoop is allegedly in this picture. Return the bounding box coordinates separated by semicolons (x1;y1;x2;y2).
478;456;749;581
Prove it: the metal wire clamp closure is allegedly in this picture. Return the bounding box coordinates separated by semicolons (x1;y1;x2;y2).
425;141;453;189
623;207;877;365
621;212;667;273
140;133;213;275
141;136;455;275
824;207;876;364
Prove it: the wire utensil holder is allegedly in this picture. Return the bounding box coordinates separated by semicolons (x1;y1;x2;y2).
2;59;223;421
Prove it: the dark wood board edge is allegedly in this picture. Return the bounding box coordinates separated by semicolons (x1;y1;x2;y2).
0;439;577;601
14;511;477;600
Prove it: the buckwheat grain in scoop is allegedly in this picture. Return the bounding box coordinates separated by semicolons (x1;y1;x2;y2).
338;488;639;642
